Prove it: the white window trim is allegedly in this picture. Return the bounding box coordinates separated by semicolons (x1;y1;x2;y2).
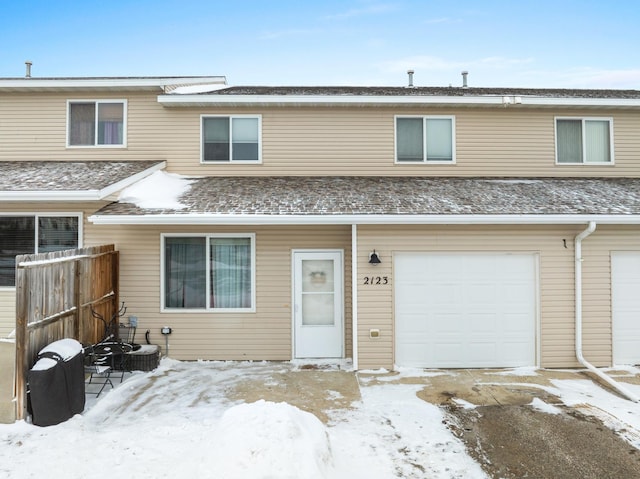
66;99;128;148
554;116;615;165
0;212;83;291
394;115;456;164
200;114;263;164
160;232;256;313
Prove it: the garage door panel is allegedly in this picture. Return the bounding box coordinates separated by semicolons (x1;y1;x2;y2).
467;284;497;304
612;252;640;365
395;253;537;368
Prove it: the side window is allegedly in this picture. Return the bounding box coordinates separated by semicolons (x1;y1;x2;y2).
0;215;80;286
556;117;613;164
163;234;255;311
202;115;261;163
396;116;455;163
68;100;126;147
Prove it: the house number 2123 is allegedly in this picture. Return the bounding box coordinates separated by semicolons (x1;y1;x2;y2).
363;276;389;285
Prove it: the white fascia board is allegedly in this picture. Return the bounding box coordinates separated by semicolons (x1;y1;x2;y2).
0;161;166;202
0;77;226;90
158;94;640;108
521;97;640;107
158;94;506;107
88;213;640;226
0;191;106;201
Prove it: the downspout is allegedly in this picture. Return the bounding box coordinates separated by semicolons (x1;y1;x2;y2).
575;221;639;402
352;224;359;370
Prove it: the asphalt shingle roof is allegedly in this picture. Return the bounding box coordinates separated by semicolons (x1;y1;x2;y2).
0;161;164;192
206;86;640;100
93;176;640;217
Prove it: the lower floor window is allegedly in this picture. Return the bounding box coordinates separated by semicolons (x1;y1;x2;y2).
0;215;80;286
163;234;254;311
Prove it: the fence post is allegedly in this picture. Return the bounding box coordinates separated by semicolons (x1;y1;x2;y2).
74;258;81;341
14;258;29;420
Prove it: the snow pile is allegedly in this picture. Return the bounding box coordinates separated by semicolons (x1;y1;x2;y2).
118;170;196;210
213;400;332;478
529;397;562;415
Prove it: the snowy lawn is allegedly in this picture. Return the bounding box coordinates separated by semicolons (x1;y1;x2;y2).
2;360;640;479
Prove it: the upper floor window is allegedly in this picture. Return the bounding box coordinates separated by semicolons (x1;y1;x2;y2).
68;100;126;147
201;115;261;163
555;117;613;164
395;116;455;163
162;234;255;312
0;215;80;287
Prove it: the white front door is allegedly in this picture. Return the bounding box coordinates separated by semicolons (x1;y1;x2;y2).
293;251;343;358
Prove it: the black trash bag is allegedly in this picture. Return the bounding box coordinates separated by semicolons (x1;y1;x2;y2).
28;338;85;427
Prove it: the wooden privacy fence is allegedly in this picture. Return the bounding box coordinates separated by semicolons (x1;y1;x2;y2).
14;244;119;420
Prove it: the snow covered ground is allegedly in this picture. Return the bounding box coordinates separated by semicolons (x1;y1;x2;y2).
1;360;640;479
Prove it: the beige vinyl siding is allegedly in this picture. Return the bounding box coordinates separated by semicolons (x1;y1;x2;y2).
580;226;640;366
356;225;589;370
2;91;640;177
86;224;352;361
0;293;15;338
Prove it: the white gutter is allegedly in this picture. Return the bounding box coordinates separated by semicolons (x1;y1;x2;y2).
89;213;640;226
159;94;507;107
158;93;640;108
351;224;358;370
575;221;639;402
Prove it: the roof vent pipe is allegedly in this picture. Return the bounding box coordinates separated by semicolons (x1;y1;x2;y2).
25;61;32;78
461;70;468;88
407;70;414;87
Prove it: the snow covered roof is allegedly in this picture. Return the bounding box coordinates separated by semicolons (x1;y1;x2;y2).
0;160;166;201
90;176;640;225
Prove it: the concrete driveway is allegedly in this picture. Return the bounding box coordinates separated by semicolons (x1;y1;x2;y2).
358;367;640;479
82;361;640;478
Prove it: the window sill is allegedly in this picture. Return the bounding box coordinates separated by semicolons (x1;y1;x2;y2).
161;307;256;314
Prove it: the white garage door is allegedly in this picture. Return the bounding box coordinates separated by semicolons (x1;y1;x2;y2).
395;253;537;368
612;252;640;365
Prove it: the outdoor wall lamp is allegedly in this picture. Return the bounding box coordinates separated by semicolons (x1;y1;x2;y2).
369;250;381;265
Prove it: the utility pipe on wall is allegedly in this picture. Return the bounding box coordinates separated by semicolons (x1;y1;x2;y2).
352;224;358;370
575;221;639;402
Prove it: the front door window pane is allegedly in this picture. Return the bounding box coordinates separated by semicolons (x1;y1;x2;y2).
301;259;335;326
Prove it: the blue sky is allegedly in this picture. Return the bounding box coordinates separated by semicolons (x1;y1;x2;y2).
1;0;639;88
